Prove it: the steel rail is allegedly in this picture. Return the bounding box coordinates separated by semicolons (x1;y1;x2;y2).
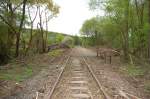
44;56;70;99
83;56;112;99
83;56;142;99
118;90;141;99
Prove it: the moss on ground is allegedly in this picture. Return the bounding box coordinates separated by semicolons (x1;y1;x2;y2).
48;49;63;57
0;49;64;82
0;65;33;82
120;64;150;94
120;64;146;77
144;82;150;93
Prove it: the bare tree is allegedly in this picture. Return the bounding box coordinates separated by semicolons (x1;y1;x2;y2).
25;5;39;55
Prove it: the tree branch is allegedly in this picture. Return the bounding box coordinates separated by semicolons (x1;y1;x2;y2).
0;14;17;34
18;0;27;33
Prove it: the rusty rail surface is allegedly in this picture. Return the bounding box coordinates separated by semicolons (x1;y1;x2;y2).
44;56;70;99
83;56;142;99
83;57;112;99
44;53;141;99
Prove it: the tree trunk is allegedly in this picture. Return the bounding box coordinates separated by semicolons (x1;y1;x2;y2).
45;13;48;52
123;0;130;62
38;6;45;53
148;0;150;60
25;24;33;55
7;3;15;50
25;6;38;55
15;0;27;57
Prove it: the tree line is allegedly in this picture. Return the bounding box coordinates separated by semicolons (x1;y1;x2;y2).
80;0;150;62
0;0;59;64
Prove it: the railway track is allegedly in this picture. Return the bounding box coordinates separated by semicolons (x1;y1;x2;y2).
84;56;142;99
44;54;141;99
43;56;112;99
83;57;111;99
44;55;70;99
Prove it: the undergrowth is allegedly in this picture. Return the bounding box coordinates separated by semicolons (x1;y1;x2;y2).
144;82;150;93
0;65;33;82
120;63;150;93
0;49;64;82
120;64;146;77
48;49;63;57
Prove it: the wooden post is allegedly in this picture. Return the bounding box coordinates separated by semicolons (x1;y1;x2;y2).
104;52;107;63
109;56;111;64
96;47;99;57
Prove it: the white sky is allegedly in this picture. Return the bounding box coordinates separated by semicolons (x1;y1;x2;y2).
42;0;104;35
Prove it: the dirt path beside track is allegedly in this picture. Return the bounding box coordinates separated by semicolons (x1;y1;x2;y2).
1;47;148;99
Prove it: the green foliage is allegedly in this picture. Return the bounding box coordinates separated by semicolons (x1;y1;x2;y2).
80;16;121;47
120;64;146;76
74;35;81;45
47;32;71;45
0;66;33;82
80;37;94;47
62;36;74;47
27;0;60;15
144;82;150;93
87;0;150;61
56;34;64;43
80;17;100;36
89;0;105;10
0;24;12;64
0;0;60;63
48;49;63;57
80;17;103;46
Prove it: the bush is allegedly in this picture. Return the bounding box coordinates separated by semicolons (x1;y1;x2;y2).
48;49;63;57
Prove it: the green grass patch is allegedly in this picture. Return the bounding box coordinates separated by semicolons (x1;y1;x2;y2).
48;49;63;57
0;65;33;82
144;82;150;93
120;64;146;77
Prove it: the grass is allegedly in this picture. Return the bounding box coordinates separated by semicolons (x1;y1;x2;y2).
0;49;64;82
144;82;150;93
120;64;146;77
0;65;33;82
48;49;63;57
120;64;150;94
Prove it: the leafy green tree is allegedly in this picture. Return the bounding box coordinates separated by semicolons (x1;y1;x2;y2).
80;17;103;46
88;0;150;62
0;0;60;63
56;34;64;43
74;35;81;45
62;36;74;47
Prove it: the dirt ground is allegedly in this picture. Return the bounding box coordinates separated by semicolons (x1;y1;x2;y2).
73;47;149;99
0;49;70;99
0;47;149;99
50;56;105;99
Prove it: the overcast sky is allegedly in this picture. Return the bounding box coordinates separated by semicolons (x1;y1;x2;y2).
46;0;104;35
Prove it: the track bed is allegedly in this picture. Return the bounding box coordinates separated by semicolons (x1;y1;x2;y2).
49;57;106;99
